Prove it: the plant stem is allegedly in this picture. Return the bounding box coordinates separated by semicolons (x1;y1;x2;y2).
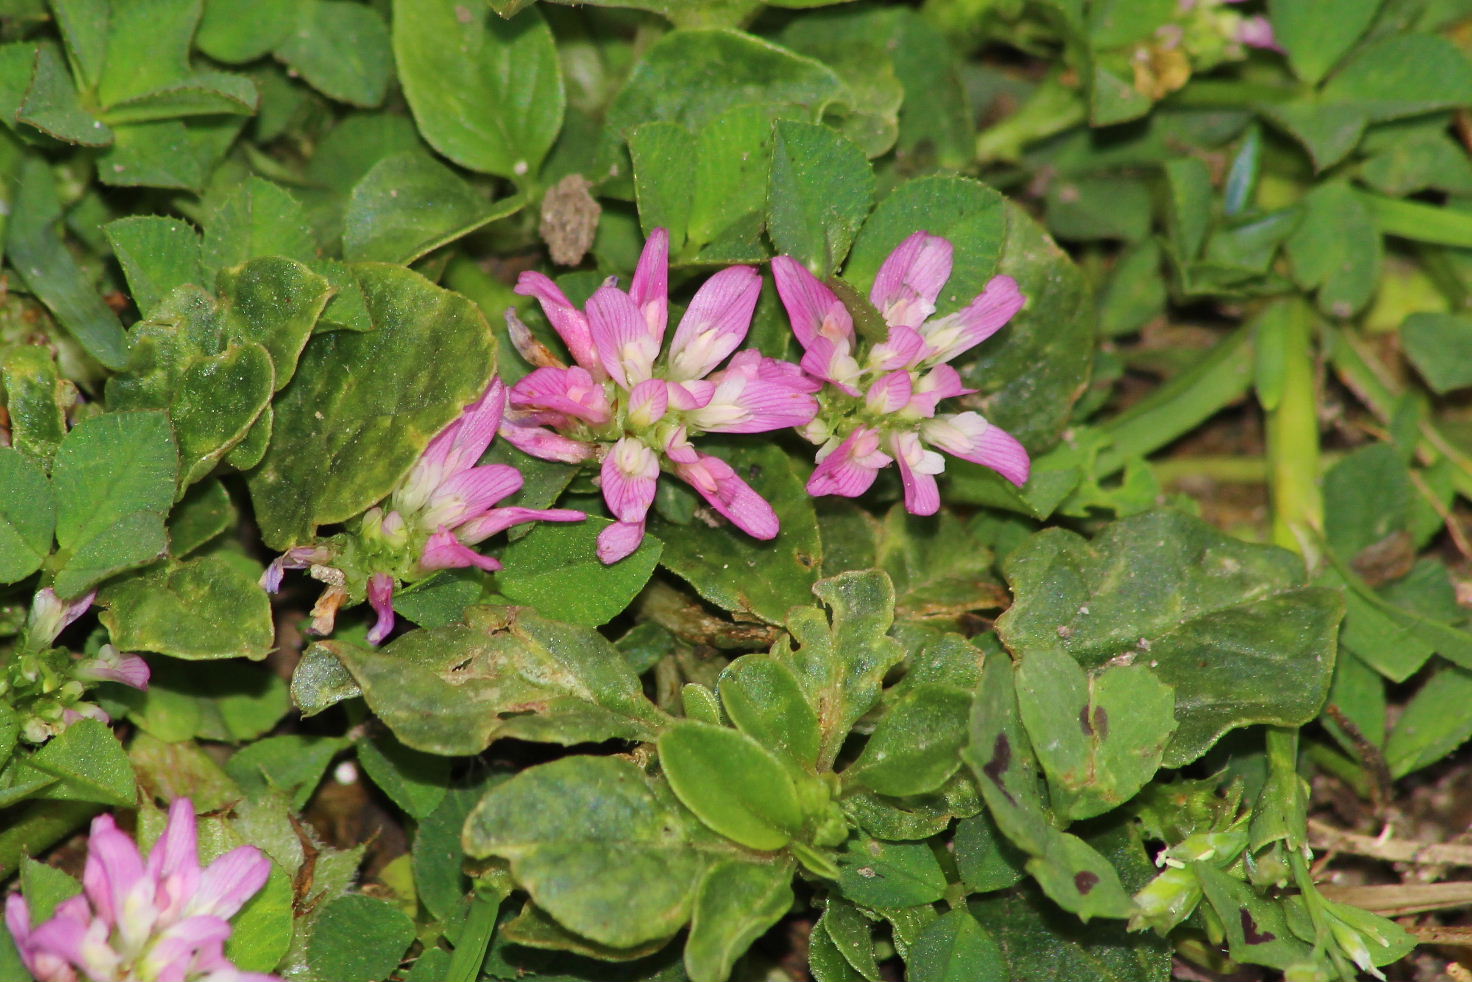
1261;301;1322;554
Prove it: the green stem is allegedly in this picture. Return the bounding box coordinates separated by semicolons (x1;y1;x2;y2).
0;800;100;881
1097;323;1255;475
445;890;502;982
1261;301;1322;554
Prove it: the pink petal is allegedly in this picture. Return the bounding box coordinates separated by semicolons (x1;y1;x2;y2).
922;275;1024;364
421;464;524;530
588;286;658;388
868;325;927;371
141;915;232;981
666;265;761;381
771;256;852;350
26;903;107;982
906;364;973;418
798;334;862;392
600;437;660;523
889;431;945;516
508;366;611;425
629;228;669;342
366;573;395;646
672;451;779;539
870;232;952;331
82;814;145;929
1237;14;1282;52
420;378;505;480
626;377;669;427
192;847;270;921
420;527;502;572
74;646;150;690
597;520;647;564
807;427;891;499
498;420;598;464
924;412;1030;486
668;379;715;410
515;271;602;374
694;352;820;434
29;588;96;647
864;371;912;415
145;799;201;911
5;893;32;947
456;507;585;545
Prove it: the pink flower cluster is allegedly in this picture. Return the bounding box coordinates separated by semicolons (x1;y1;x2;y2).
503;229;819;563
772;232;1030;514
6;799;278;982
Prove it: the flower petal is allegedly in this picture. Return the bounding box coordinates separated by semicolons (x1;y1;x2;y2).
146;799;202;904
889;430;944;516
515;271;602;373
629;228;669;342
193;847;271;921
366;574;396;646
597;520;647;564
507;366;611;425
870;231;952;330
497;421;598;464
924;412;1030;486
807;427;891;498
588;286;658;388
600;437;660;523
771;256;852;351
666;265;761;381
921;274;1025;364
420;527;502;572
456;507;585;545
82;814;145;930
692;352;821;433
672;451;779;539
421;464;524;530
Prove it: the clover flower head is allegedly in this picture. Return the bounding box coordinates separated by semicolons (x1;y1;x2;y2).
504;228;819;563
262;378;584;644
772;231;1030;515
5;798;279;982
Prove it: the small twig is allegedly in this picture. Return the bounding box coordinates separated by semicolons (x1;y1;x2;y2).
1323;704;1393;815
1308;818;1472;868
1318;881;1472;917
1411;467;1472;558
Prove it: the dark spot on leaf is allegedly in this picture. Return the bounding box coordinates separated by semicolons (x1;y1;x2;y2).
796;552;815;569
1091;706;1109;740
1074;871;1099;894
1079;707;1093;736
982;733;1016;805
1240;908;1275;945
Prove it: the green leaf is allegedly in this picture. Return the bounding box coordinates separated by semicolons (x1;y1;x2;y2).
1322;34;1472;122
718;654;821;771
97;117;243;192
464;755;713;948
225;866;294;973
276;0;391;107
968;881;1171;981
412;779;485;922
1285;182;1380;317
767;119;873;277
770;571;903;768
961;655;1134;920
1;345;69;466
953;809;1026;894
684;859;794;982
1385;663;1472;777
1161;158;1212;260
103;216;203;318
630;122;696;247
1262;102;1368;171
171;343;275;487
1402;312;1472;393
495;517;661;626
98;555;275;660
997;510;1341;766
20;718;135;806
17;43;111;145
306;893;416;982
18;858;80;924
1323;443;1413;560
686;105;777;260
651;441;820;625
907;909;1007;982
659;720;804;850
890;10;974;169
320;606;667;755
343;151;523;264
112;658;288;744
225;734;347;810
197;0;296;63
820;899;880;981
0;447;52;583
6;158;128;369
843;684;970;797
1269;0;1382;84
836;838;946;908
50;410;176;597
355;731;449;820
605;27;846;157
1194;863;1312;970
394;1;563;178
247;263;494;548
48;0;105;90
1014;647;1176;821
200;177;316;271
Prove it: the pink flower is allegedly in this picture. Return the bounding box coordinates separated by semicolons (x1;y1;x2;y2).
5;798;279;982
772;231;1030;515
507;228;819;563
263;378;584;644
